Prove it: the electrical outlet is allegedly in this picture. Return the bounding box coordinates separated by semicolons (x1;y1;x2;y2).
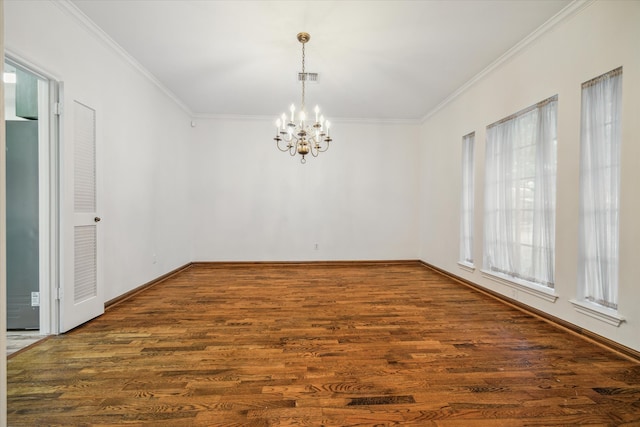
152;254;157;264
314;243;319;250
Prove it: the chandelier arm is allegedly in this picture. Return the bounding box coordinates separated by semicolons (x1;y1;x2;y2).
289;141;298;156
276;142;290;152
276;135;294;152
314;138;330;153
317;141;330;153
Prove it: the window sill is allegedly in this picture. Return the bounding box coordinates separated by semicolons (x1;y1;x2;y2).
481;270;558;303
570;299;625;327
457;261;475;273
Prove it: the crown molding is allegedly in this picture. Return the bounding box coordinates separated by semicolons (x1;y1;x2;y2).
420;0;595;123
51;1;416;125
193;112;422;125
329;117;422;126
192;113;279;122
51;0;591;125
53;0;194;117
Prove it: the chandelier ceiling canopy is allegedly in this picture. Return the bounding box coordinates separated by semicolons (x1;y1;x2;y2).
274;32;332;164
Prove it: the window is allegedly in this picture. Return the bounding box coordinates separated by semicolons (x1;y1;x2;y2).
459;132;475;266
483;96;557;287
578;67;622;310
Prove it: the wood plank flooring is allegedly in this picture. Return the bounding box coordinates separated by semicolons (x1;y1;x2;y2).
7;262;640;426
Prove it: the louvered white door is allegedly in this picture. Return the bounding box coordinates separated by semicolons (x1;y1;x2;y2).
60;100;103;332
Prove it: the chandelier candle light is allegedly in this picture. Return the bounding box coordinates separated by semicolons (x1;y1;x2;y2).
274;32;332;163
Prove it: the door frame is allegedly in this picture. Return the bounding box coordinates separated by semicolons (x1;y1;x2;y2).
5;53;61;335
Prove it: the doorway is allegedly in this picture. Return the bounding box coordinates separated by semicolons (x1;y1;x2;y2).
5;58;58;349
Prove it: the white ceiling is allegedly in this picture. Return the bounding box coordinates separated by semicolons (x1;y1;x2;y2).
70;0;572;121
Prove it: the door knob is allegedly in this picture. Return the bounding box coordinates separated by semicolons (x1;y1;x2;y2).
94;217;101;222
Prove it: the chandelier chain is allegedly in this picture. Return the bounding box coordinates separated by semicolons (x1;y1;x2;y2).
301;41;306;112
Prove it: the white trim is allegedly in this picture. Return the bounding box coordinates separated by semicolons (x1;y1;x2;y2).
481;270;559;303
421;0;595;123
38;1;592;124
457;261;475;273
192;113;280;122
52;0;193;117
4;51;61;83
192;112;422;125
50;1;417;125
1;4;8;425
570;299;625;327
37;78;51;335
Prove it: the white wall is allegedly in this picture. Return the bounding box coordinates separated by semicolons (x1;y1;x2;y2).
419;0;640;352
4;1;193;302
190;118;419;261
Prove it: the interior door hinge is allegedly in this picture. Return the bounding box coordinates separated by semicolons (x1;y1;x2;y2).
53;102;63;116
55;287;63;301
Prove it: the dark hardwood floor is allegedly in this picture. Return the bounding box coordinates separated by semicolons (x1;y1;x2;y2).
7;262;640;426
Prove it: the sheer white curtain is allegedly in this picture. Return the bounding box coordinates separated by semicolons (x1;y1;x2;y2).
578;68;622;310
459;133;475;265
483;96;557;287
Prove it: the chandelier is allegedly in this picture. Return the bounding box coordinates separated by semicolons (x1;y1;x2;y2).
274;32;332;164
